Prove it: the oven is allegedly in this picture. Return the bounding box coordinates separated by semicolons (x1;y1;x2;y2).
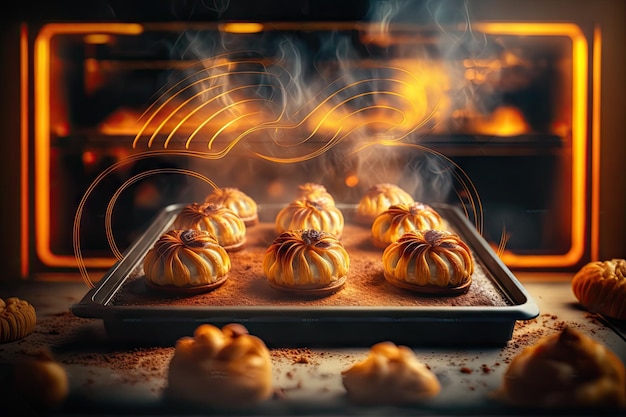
1;0;624;282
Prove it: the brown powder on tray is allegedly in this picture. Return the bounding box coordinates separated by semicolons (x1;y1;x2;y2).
271;348;318;365
112;221;510;309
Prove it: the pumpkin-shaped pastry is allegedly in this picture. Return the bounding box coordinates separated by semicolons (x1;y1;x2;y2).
382;229;473;295
571;258;626;320
204;187;258;226
263;229;349;295
174;202;246;251
0;297;37;344
371;202;445;248
296;182;336;205
275;198;344;238
143;229;231;293
356;183;414;225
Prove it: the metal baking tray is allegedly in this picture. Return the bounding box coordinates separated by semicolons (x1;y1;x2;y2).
71;203;539;347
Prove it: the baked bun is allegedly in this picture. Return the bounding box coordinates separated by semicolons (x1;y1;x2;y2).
0;297;37;344
167;323;273;409
143;229;230;293
296;182;335;205
342;341;441;405
263;229;349;295
11;351;69;411
382;229;473;295
371;202;445;248
204;187;258;226
496;326;626;409
275;198;344;239
356;183;414;225
174;202;246;251
572;258;626;320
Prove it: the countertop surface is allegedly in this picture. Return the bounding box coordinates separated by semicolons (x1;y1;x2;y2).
1;273;625;416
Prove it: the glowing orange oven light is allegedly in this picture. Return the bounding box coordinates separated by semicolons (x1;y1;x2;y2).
218;22;264;34
26;21;597;273
345;175;359;188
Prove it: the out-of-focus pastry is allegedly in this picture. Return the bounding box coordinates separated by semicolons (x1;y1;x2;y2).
296;182;335;205
204;187;258;226
11;351;69;412
143;229;231;293
382;229;473;295
571;258;626;320
496;326;626;409
263;229;349;295
167;323;273;409
342;341;441;405
0;297;37;344
173;202;246;251
371;202;445;248
275;198;344;239
356;183;414;225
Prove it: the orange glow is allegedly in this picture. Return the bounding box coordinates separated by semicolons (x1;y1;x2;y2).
82;151;96;165
32;22;591;271
476;22;588;268
470;105;529;136
218;22;264;34
306;62;445;138
84;34;113;44
20;24;29;278
35;23;143;269
267;181;285;198
345;175;359;188
590;26;602;261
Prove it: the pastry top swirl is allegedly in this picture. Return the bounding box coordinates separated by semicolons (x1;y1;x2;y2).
0;297;37;344
275;198;344;238
571;258;626;320
296;182;335;205
204;187;258;226
382;229;473;290
143;229;231;288
263;229;349;289
371;202;445;248
174;202;246;250
357;183;414;224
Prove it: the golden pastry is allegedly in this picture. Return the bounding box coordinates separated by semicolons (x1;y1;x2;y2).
166;323;273;409
296;182;335;205
0;297;37;344
496;326;626;409
371;202;445;248
173;202;246;251
205;187;258;226
275;198;344;239
342;341;441;405
143;229;230;293
572;258;626;320
12;351;69;411
382;229;473;295
263;229;349;295
356;183;414;225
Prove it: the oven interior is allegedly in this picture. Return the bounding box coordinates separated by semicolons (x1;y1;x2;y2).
3;0;626;280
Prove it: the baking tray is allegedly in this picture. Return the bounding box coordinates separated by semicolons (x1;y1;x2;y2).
71;203;539;347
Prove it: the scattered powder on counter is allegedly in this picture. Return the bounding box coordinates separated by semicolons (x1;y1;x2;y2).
271;348;318;365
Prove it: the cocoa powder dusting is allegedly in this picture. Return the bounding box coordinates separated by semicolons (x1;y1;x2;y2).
111;222;510;308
